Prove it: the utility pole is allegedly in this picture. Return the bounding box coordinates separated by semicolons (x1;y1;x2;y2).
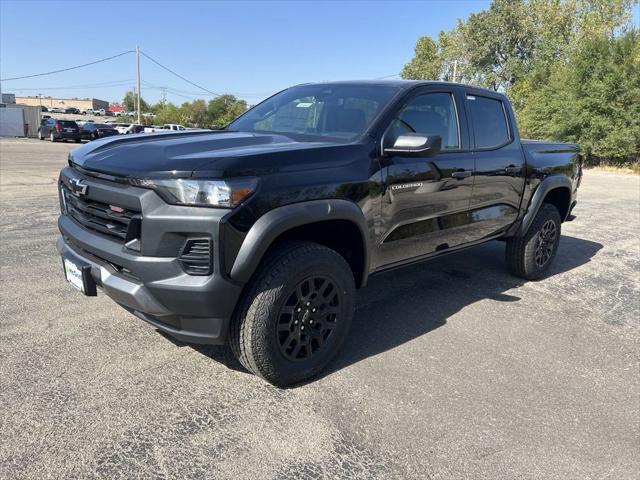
160;87;167;108
136;45;142;124
452;60;458;83
38;93;42;109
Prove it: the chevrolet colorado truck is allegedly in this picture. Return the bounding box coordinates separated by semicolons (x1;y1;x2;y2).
57;81;582;386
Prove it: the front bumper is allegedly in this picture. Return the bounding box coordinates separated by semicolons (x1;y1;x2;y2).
56;167;245;344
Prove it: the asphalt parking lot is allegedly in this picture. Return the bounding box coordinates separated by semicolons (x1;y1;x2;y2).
1;137;638;479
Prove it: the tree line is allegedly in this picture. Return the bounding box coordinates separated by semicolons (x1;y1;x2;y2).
121;90;249;129
401;0;639;167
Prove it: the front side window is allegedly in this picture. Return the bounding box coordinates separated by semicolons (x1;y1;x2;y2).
229;84;400;141
467;95;510;148
388;93;460;150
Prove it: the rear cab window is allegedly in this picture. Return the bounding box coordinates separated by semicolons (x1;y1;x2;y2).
466;94;510;148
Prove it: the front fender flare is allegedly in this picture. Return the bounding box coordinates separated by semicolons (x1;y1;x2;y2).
518;175;572;236
229;199;369;286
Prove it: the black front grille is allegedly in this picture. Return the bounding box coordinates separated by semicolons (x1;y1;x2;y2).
61;183;140;242
179;238;212;275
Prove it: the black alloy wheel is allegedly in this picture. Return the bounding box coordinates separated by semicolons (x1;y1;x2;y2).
230;241;355;387
534;219;557;267
276;275;341;361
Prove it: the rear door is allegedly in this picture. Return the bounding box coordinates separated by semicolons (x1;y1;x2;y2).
465;91;526;238
376;87;476;268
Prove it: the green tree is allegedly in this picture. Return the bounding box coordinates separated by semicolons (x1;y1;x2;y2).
122;90;149;112
519;30;640;162
401;36;442;80
207;95;248;127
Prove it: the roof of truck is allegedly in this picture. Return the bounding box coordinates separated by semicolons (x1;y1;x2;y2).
296;80;503;96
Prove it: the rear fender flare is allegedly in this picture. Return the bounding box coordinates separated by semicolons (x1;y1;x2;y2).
229;199;369;286
518;175;572;236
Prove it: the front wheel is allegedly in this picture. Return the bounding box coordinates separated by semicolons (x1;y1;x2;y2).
38;130;43;140
230;241;355;387
506;203;561;280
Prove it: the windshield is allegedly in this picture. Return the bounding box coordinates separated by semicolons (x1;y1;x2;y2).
229;84;400;141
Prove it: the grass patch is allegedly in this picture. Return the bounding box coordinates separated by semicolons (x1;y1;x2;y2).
585;163;640;175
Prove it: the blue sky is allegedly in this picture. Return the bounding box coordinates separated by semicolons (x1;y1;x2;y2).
0;0;493;105
3;0;637;107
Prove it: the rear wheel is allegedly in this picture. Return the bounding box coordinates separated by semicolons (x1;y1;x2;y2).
49;132;56;142
230;241;355;387
38;130;43;140
506;203;561;280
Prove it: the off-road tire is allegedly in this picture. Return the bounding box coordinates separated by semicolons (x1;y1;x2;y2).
229;241;355;387
506;203;561;280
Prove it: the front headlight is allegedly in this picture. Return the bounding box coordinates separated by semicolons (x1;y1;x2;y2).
136;177;258;208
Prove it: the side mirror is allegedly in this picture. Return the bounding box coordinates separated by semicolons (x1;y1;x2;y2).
384;133;442;158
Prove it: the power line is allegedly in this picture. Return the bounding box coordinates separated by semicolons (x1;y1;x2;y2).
139;50;223;97
0;51;135;82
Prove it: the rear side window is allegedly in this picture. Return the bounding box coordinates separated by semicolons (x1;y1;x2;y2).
467;95;510;148
59;121;77;128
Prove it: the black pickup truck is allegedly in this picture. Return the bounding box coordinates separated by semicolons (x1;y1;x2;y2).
57;81;582;386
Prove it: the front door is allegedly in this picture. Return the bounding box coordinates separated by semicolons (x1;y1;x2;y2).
376;90;475;269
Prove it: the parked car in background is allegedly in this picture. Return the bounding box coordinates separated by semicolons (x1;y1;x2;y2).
142;112;156;118
126;124;145;134
162;124;187;131
80;122;119;140
94;109;106;116
143;125;164;133
65;107;80;114
81;108;94;115
113;123;131;134
38;118;81;142
41;106;49;112
50;106;66;114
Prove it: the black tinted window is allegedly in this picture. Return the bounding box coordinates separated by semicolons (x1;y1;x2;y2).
393;93;460;150
59;121;77;128
467;95;509;148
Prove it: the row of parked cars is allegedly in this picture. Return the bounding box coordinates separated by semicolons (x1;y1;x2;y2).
38;118;188;142
42;106;158;118
42;106;112;116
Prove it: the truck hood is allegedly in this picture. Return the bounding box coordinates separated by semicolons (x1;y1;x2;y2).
69;130;366;178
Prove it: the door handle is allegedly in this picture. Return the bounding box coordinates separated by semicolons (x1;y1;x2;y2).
451;170;472;179
505;165;521;174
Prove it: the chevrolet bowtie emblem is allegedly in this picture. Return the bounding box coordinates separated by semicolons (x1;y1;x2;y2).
69;178;88;196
